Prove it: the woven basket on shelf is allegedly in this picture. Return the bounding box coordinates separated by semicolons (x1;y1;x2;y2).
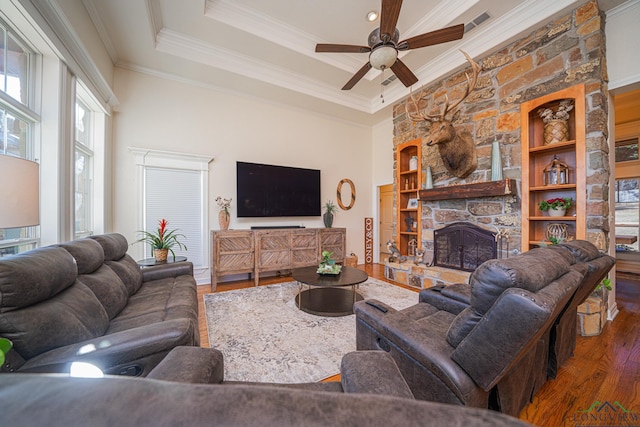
543;119;569;145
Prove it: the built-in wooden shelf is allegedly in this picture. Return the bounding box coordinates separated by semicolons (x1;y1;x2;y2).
418;179;517;201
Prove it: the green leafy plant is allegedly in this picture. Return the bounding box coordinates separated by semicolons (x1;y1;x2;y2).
595;277;612;292
317;250;341;274
538;197;572;211
323;200;337;215
135;218;187;257
0;337;12;366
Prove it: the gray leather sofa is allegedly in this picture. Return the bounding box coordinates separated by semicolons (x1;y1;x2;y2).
355;240;614;416
0;347;532;426
0;233;199;376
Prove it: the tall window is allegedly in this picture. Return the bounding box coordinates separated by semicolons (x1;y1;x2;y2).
74;98;93;238
0;20;39;256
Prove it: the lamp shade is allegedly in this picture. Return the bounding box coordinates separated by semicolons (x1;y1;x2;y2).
0;155;40;228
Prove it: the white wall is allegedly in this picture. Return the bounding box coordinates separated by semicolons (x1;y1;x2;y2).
112;68;374;279
606;0;640;91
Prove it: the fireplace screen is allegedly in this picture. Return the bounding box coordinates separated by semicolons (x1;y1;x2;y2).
433;222;497;272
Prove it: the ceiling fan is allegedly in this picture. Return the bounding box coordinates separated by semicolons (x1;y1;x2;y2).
315;0;465;90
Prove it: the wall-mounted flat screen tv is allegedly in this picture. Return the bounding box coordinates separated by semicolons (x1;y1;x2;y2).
236;161;321;217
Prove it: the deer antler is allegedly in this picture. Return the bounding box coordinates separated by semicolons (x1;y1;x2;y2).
406;86;441;123
441;50;480;117
405;50;480;123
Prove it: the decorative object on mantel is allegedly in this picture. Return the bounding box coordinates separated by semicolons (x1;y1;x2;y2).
546;223;569;243
491;139;503;181
386;240;407;263
317;250;341;275
323;200;337;228
336;178;356;210
538;197;572;217
543;155;570;186
408;238;418;257
406;51;481;179
135;218;188;262
215;196;232;230
538;99;573;145
425;165;433;189
409;155;418;171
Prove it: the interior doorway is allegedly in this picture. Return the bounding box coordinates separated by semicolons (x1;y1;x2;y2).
379;184;393;262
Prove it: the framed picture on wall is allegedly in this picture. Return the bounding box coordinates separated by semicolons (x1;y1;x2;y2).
407;198;418;209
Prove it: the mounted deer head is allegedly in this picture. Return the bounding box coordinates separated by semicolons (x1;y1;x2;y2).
406;51;481;179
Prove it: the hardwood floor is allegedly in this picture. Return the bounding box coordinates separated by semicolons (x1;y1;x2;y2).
196;265;640;426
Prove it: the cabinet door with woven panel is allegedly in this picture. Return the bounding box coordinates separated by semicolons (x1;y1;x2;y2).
211;230;254;291
255;230;292;276
319;228;346;263
291;229;319;267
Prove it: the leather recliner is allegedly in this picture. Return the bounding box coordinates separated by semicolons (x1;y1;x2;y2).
355;244;595;416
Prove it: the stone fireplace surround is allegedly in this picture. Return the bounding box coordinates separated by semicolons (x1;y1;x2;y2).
387;0;610;290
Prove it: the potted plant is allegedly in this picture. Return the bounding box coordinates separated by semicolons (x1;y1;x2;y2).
538;197;572;217
0;337;12;367
538;99;574;145
215;197;232;230
136;218;187;262
317;250;341;275
323;200;337;228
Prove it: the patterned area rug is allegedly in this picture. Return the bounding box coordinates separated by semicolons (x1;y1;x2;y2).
204;278;418;383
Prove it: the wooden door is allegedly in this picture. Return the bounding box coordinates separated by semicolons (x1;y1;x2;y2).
379;184;394;261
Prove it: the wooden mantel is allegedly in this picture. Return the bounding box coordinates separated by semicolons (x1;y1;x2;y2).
418;179;517;201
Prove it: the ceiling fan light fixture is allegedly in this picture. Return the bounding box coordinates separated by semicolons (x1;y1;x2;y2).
369;45;397;70
366;10;379;22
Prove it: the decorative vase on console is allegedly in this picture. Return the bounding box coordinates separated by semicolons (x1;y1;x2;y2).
323;200;337;228
215;196;232;230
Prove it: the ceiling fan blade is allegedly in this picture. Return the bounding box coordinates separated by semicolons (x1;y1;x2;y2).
390;58;418;87
316;44;371;53
342;62;373;90
380;0;403;41
398;23;464;50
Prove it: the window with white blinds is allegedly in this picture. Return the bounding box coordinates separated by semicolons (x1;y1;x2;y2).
144;167;202;266
130;147;213;275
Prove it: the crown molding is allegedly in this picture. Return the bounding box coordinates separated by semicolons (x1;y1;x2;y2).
81;0;119;64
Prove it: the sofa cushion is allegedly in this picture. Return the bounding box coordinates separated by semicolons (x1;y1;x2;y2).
57;238;104;274
468;246;573;315
89;234;143;295
0;282;109;359
77;265;129;319
557;240;602;262
0;247;77;311
89;233;128;261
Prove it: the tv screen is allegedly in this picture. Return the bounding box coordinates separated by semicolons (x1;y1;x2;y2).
236;161;321;217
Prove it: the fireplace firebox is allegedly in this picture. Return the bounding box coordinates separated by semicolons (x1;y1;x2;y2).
433;222;497;272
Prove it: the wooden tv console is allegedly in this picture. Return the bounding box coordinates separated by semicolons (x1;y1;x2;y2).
210;228;346;291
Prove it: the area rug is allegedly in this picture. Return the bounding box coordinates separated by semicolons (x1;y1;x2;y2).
203;278;418;383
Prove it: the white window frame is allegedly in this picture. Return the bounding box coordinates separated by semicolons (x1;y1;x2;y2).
129;147;213;285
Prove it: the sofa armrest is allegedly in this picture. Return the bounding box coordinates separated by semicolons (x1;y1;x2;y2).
419;284;470;315
340;351;414;399
17;318;197;376
147;347;224;384
142;261;194;282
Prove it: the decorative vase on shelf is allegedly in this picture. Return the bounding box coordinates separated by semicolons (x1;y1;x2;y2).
154;248;169;262
491;139;503;181
218;210;230;230
547;207;566;217
409;155;418;171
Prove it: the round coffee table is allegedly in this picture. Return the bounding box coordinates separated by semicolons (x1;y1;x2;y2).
292;265;368;317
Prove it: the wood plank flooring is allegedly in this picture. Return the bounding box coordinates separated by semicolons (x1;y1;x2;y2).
196;265;640;426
